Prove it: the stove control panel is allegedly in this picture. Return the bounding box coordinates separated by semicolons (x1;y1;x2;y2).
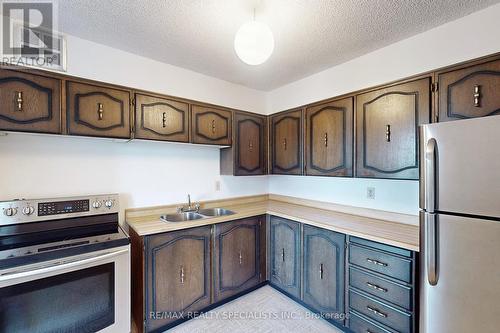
0;194;119;225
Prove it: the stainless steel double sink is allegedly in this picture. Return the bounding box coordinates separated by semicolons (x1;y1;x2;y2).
160;208;235;223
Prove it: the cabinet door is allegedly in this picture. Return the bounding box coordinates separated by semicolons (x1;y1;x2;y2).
269;216;301;299
145;226;211;331
214;217;262;302
271;109;303;175
303;225;345;322
356;78;430;180
438;58;500;122
191;104;232;145
135;93;189;142
234;112;267;175
66;81;131;138
0;69;61;133
305;97;353;176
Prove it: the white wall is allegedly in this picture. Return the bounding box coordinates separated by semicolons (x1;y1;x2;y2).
266;4;500;216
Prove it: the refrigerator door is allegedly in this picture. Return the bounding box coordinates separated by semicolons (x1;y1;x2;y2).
420;212;500;333
420;115;500;218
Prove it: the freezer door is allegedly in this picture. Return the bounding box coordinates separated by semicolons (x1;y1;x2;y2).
420;115;500;218
420;212;500;333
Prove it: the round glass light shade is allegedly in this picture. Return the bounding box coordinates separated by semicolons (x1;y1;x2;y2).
234;20;274;65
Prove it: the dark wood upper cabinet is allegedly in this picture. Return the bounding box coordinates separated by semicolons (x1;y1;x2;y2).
356;78;431;180
191;104;232;145
134;93;189;142
437;58;500;122
66;81;131;138
270;108;303;175
269;216;301;299
305;97;353;177
214;217;263;302
220;111;267;176
145;226;211;331
303;225;345;322
0;69;61;134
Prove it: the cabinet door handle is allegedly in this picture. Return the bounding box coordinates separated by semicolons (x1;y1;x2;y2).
324;132;328;147
385;124;391;142
366;306;387;318
15;91;23;111
319;263;324;279
239;251;243;265
366;258;388;267
211;119;216;133
473;85;481;107
366;281;388;293
281;248;285;262
162;112;167;128
97;103;104;120
248;140;253;151
283;138;287;150
180;266;185;284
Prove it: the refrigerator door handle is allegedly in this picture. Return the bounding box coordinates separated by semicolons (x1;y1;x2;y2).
425;138;437;213
426;213;439;285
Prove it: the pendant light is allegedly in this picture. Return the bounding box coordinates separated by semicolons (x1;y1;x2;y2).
234;8;274;65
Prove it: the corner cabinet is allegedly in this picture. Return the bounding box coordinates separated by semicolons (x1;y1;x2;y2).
0;68;61;134
305;97;353;177
269;216;301;299
303;225;346;323
191;104;232;145
270;108;303;175
437;57;500;122
220;111;267;176
214;217;264;302
134;93;189;142
356;78;431;180
144;226;211;332
66;81;131;138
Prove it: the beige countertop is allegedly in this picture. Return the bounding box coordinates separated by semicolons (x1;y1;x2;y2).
125;195;419;252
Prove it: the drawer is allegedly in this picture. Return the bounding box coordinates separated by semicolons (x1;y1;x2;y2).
349;244;413;283
349;289;412;333
349;267;412;310
349;311;396;333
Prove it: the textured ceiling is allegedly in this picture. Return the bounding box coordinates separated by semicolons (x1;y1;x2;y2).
59;0;499;91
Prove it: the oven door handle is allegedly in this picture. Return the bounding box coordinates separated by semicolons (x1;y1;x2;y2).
0;248;128;283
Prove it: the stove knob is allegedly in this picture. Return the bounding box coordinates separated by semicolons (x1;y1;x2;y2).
104;200;114;208
4;208;17;217
22;206;35;216
92;201;102;209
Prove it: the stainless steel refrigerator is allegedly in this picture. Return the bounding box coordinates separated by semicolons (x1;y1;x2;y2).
419;115;500;333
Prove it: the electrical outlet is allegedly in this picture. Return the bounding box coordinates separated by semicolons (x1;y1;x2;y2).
215;180;221;192
367;187;376;199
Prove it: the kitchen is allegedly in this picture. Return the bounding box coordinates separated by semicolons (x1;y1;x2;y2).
0;1;499;333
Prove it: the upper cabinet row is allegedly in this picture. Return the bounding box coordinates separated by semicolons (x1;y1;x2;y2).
0;68;233;145
271;55;500;180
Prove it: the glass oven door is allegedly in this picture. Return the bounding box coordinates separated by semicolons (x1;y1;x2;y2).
0;246;130;333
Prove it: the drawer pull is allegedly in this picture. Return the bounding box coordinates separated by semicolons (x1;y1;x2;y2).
249;140;254;151
366;258;388;267
385;124;391;142
211;119;216;133
162;112;167;128
366;281;388;293
319;263;324;280
180;266;185;284
97;103;104;120
281;248;285;262
324;132;328;147
283;138;287;150
15;91;23;111
366;306;387;318
239;251;243;265
473;85;481;107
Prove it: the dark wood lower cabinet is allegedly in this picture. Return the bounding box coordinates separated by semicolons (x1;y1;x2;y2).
144;226;211;332
214;217;264;302
269;216;301;298
303;225;346;323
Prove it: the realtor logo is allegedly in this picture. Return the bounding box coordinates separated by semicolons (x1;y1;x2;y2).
1;0;65;70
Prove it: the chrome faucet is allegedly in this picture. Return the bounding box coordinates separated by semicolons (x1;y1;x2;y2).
178;194;200;213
